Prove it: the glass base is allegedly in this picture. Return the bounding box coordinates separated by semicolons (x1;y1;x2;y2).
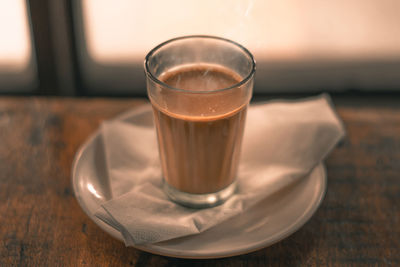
162;180;237;209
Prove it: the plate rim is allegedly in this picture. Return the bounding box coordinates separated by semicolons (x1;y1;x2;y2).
72;106;327;259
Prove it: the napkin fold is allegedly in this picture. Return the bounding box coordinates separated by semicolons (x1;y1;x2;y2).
95;94;345;246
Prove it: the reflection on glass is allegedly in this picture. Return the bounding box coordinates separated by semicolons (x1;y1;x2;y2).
87;183;102;199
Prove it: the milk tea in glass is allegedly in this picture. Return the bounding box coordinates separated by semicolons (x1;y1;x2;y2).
144;36;255;208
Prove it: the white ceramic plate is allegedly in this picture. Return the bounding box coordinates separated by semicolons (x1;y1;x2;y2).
72;106;327;259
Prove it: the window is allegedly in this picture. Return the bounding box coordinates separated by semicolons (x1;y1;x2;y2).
1;0;399;95
0;0;36;93
76;0;400;94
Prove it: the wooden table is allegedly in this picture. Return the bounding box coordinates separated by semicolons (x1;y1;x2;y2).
1;95;399;266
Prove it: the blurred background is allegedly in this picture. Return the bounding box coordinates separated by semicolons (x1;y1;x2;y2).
1;0;399;96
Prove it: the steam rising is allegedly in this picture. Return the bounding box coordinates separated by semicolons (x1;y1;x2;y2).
223;0;256;48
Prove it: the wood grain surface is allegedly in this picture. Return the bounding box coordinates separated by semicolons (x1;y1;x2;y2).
0;96;399;266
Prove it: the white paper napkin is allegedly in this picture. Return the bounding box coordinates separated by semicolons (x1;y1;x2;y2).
95;94;345;246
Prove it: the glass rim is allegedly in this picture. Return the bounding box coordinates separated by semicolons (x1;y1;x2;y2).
144;35;256;94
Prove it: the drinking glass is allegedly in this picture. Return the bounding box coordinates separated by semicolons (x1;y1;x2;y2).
145;36;255;208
